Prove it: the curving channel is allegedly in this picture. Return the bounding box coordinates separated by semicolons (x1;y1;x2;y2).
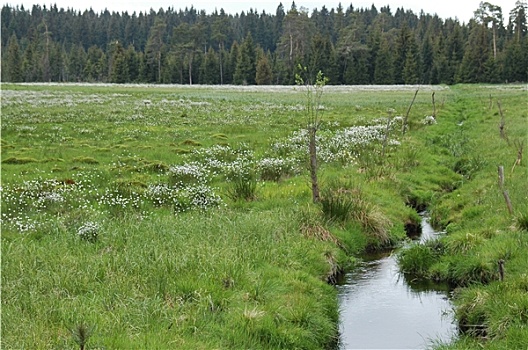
337;214;457;349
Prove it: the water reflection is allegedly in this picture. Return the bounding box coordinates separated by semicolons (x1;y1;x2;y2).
337;216;457;349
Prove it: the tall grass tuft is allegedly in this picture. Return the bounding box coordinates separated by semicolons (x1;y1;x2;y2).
397;243;436;277
320;188;356;223
515;210;528;231
320;186;391;244
72;322;92;350
298;205;342;247
226;175;258;201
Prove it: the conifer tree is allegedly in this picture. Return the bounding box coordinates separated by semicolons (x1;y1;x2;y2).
256;50;273;85
4;33;22;82
374;36;394;84
234;33;257;84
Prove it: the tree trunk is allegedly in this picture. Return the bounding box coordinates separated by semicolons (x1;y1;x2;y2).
309;127;320;203
219;43;224;85
188;54;193;85
492;24;497;59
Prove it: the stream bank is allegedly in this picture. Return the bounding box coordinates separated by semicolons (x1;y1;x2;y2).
336;214;457;349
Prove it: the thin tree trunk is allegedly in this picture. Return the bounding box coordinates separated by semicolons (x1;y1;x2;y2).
219;43;224;85
188;54;193;85
492;24;497;59
309;128;320;203
157;51;161;83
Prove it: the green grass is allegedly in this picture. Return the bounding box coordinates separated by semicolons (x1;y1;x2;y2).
2;83;527;349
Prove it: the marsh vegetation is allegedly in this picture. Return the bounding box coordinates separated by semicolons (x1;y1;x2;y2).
1;83;526;349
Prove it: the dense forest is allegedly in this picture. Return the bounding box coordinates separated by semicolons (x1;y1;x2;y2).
1;1;527;84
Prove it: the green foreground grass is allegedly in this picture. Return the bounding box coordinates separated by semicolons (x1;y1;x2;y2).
1;83;527;349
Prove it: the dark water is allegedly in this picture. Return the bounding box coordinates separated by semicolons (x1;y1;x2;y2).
337;215;457;349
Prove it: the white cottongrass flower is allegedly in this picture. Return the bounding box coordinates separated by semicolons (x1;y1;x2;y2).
77;221;99;242
422;115;437;125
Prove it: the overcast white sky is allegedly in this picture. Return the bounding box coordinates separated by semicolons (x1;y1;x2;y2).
4;0;515;23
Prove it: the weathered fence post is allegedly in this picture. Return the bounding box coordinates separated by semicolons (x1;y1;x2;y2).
498;165;505;188
402;89;419;135
497;101;507;141
498;259;505;281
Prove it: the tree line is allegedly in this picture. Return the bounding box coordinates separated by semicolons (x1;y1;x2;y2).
1;1;527;85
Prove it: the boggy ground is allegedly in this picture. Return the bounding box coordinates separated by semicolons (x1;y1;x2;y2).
1;83;526;349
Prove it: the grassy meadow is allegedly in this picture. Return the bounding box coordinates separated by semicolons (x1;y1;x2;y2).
1;83;527;349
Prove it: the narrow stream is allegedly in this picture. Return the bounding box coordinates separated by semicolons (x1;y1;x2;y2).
337;214;457;349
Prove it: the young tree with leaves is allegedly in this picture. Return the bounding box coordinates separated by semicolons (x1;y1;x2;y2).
296;66;328;203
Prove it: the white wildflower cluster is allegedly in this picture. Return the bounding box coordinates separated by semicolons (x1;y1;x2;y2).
222;158;255;181
77;221;99;242
34;191;65;209
168;162;210;187
189;144;255;181
271;129;310;159
1;89;110;107
0;177;98;233
98;188;142;211
15;125;37;132
257;157;297;181
187;184;223;211
145;183;178;206
145;182;223;212
422;115;437;125
271;124;392;164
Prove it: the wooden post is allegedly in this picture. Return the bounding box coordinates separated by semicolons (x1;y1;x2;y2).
432;92;436;118
502;189;514;215
382;110;392;158
498;165;505;188
498;259;505;281
512;140;524;172
402;89;419;135
497;101;507;141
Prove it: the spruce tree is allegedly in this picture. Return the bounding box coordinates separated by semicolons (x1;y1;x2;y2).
4;33;22;82
256;51;273;85
234;33;256;85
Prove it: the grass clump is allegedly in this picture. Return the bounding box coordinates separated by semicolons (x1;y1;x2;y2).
321;186;391;245
72;156;99;164
397;243;437;277
181;139;202;147
2;156;39;164
226;175;258;202
516;210;528;231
